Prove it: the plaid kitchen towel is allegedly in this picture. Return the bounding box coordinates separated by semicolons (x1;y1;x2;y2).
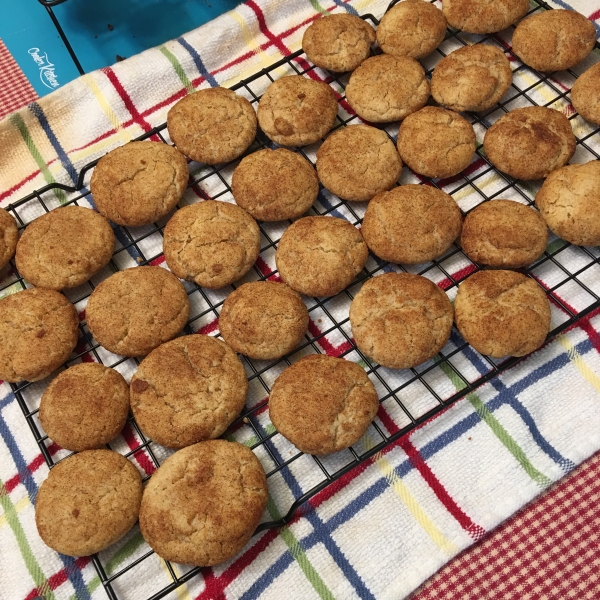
1;1;600;599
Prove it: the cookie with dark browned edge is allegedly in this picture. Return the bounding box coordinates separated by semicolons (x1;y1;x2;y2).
443;0;529;34
571;63;600;126
0;207;18;270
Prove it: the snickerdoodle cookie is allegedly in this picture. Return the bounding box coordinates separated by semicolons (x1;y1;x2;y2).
442;0;529;34
571;63;600;126
0;208;18;270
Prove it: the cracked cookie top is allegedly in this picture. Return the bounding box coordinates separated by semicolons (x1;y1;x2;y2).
454;270;551;358
571;63;600;126
86;266;190;357
276;216;368;297
167;87;257;164
36;449;142;557
349;272;453;370
442;0;529;34
316;124;402;201
139;440;267;566
163;200;260;289
0;207;18;271
90;141;189;227
130;335;247;449
346;54;430;123
269;354;379;455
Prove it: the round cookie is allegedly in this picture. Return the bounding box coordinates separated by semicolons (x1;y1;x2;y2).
0;288;78;383
15;206;115;290
163;200;260;288
454;270;551;357
483;107;576;180
219;281;309;360
276;216;368;297
139;440;267;566
0;208;18;270
431;44;513;113
535;160;600;247
257;76;338;146
571;63;600;126
512;10;596;73
377;0;447;59
442;0;529;34
345;54;430;123
302;13;375;72
90;141;189;227
362;185;462;264
461;199;548;267
167;87;257;164
231;149;318;221
315;124;402;201
86;266;190;357
130;335;248;449
39;363;129;452
36;450;142;556
269;354;379;455
349;272;453;369
397;107;476;178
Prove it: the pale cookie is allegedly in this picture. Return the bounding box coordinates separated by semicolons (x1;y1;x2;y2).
163;200;260;288
231;149;318;221
362;185;462;264
454;270;551;357
345;54;430;123
397;107;476;178
512;10;596;73
0;288;78;383
349;272;453;369
86;266;190;357
431;44;513;112
276;216;368;297
257;76;338;146
461;199;548;267
535;160;600;247
315;124;402;201
167;87;257;164
443;0;529;34
36;450;142;557
130;335;247;449
90;141;189;227
377;0;447;59
219;281;309;360
0;208;18;270
269;354;379;455
571;63;600;126
483;107;576;180
39;363;129;452
302;13;376;72
139;440;268;566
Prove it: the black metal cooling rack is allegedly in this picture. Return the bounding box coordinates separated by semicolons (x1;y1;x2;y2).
4;1;600;598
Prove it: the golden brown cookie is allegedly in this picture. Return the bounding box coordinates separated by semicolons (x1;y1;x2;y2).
461;199;548;267
512;10;596;73
571;63;600;126
219;281;309;360
257;76;338;146
231;149;318;221
345;54;430;123
483;107;576;180
163;200;260;288
167;87;257;164
139;440;267;566
130;335;247;449
302;13;375;72
454;270;551;357
15;206;115;290
0;288;78;383
36;450;142;557
0;208;18;270
349;272;453;369
443;0;529;34
86;266;190;357
535;160;600;246
397;107;476;178
315;124;402;201
269;354;379;455
362;185;462;264
39;363;129;452
276;216;368;297
377;0;447;59
431;44;513;112
90;141;189;227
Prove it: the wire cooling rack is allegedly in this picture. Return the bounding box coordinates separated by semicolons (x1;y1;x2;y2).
3;1;600;598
